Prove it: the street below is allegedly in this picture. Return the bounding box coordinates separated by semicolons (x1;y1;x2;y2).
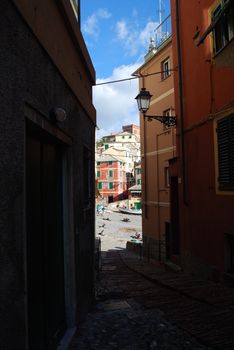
69;210;234;350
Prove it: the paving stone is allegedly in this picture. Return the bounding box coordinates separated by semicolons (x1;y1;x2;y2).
69;211;211;350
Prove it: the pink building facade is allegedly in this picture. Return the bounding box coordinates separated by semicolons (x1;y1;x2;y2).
96;155;127;203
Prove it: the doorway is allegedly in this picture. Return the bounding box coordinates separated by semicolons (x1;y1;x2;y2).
108;195;114;203
26;128;66;349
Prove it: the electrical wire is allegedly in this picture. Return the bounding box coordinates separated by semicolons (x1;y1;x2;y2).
94;69;176;86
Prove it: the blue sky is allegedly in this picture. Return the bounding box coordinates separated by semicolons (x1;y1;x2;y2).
81;1;170;138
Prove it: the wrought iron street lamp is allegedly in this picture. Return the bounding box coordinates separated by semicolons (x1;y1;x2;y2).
135;88;177;127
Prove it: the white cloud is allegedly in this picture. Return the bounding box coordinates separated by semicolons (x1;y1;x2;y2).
139;21;159;46
116;20;128;40
82;8;111;37
115;20;159;56
93;63;142;139
97;9;111;19
82;14;98;36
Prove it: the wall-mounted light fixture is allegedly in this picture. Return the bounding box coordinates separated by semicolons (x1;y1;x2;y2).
50;107;67;123
135;88;176;127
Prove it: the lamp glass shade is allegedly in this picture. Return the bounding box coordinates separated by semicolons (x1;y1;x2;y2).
135;88;152;113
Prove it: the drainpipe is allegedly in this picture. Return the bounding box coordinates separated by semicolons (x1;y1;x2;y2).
156;133;161;261
175;0;188;205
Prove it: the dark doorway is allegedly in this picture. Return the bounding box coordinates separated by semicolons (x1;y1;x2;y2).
170;176;180;255
26;126;66;349
165;221;171;260
108;195;114;203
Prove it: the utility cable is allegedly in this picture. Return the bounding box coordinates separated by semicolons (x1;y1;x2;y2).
94;69;176;86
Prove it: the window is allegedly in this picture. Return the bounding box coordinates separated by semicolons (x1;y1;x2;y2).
137;179;141;185
161;58;171;79
98;182;102;190
213;0;234;54
109;182;113;189
136;168;141;175
109;170;113;177
97;170;100;177
108;161;112;165
164;167;170;188
217;114;234;190
97;161;100;166
105;144;109;150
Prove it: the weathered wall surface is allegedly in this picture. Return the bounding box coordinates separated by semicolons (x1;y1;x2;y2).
0;0;95;348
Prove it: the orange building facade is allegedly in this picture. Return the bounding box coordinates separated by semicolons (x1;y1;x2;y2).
170;0;234;279
134;26;176;261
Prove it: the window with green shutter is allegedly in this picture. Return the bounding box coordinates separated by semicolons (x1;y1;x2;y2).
108;161;112;165
109;170;113;177
217;114;234;190
97;162;100;166
109;182;113;189
97;170;100;177
98;182;102;190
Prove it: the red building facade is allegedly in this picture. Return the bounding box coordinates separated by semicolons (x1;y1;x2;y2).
170;0;234;280
96;155;127;203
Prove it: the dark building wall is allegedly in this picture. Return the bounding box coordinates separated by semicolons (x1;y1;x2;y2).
0;1;95;348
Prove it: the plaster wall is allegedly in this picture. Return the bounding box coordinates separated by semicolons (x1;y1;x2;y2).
136;40;175;261
170;0;234;276
0;1;95;347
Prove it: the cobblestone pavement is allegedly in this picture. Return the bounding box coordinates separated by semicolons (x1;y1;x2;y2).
69;249;209;350
69;211;211;350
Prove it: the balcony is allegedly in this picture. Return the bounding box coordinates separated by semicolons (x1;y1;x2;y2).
155;15;172;49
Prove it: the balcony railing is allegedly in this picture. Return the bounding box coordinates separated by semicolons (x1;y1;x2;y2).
154;14;172;48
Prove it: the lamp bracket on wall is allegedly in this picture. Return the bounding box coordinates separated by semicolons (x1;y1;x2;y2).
144;114;177;127
135;88;176;128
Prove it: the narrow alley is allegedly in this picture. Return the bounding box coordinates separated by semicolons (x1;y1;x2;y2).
69;210;234;350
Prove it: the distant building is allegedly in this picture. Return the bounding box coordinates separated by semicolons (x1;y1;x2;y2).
128;184;142;209
122;124;140;137
96;155;127;203
96;124;141;199
135;163;142;186
0;1;96;349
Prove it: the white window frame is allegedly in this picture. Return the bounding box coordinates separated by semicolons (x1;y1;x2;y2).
162;58;171;80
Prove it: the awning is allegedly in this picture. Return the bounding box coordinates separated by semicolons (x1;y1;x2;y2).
197;0;232;46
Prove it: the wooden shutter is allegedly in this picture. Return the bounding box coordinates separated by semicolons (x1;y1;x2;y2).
217;114;234;190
